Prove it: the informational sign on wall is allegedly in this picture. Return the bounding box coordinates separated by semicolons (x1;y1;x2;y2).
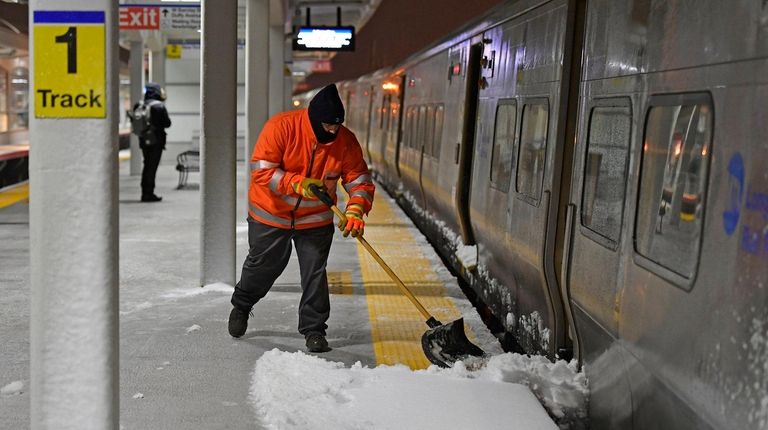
119;5;200;31
33;11;106;118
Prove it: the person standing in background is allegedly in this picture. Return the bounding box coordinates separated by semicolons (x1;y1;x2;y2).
134;82;171;202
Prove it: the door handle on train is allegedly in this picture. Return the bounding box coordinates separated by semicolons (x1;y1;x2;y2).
455;143;460;164
560;202;580;364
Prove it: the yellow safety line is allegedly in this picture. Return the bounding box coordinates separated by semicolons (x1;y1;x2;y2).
327;271;353;295
0;182;29;209
357;192;469;369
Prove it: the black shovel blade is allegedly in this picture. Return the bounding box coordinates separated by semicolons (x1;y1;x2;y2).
421;318;485;367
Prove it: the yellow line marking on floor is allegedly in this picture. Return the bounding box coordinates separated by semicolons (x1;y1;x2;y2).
327;271;353;295
0;182;29;209
357;193;470;369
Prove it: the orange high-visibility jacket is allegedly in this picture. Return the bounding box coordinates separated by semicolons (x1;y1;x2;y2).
248;109;375;230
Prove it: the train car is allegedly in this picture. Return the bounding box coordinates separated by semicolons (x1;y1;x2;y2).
568;1;768;429
308;0;768;428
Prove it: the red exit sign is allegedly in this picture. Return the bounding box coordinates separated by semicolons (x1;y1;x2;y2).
119;6;160;30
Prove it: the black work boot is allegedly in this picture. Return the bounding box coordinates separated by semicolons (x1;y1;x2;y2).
141;194;162;202
305;333;330;353
228;307;250;338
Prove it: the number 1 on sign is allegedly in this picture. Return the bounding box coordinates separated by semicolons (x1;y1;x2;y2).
55;26;77;74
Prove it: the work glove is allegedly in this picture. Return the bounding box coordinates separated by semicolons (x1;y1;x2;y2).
292;177;325;199
338;203;365;237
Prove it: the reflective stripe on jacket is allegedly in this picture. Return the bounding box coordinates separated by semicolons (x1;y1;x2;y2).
248;109;375;229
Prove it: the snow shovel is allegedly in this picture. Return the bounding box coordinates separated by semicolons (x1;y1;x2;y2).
309;185;485;367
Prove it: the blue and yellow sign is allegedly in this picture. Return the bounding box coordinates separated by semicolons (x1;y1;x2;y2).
33;11;105;118
166;44;182;60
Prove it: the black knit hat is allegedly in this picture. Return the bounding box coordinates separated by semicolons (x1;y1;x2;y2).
308;84;345;125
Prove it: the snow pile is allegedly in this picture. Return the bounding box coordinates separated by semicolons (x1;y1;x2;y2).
440;353;589;429
251;349;589;430
1;381;24;396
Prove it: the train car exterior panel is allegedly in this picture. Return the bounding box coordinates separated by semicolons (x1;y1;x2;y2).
398;52;449;211
469;0;567;356
360;69;396;178
620;73;767;430
299;0;768;427
568;2;768;428
583;0;768;82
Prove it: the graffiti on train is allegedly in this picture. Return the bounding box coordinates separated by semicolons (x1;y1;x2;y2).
727;152;768;256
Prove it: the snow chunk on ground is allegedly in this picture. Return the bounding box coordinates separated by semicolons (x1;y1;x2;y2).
160;282;233;299
455;244;478;270
185;324;202;334
251;349;559;430
1;381;24;395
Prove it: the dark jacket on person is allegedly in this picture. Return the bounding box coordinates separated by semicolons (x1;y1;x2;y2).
138;83;171;149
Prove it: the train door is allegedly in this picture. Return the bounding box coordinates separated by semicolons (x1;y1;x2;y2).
375;90;391;175
416;105;429;209
391;74;406;178
418;104;436;210
454;42;483;244
564;97;632;360
364;84;375;162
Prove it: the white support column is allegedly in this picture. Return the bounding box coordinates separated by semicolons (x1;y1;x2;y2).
200;0;237;286
129;41;143;176
149;47;165;87
245;0;270;203
29;2;119;429
268;24;284;116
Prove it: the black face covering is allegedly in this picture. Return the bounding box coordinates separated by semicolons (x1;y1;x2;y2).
310;121;338;144
308;84;345;144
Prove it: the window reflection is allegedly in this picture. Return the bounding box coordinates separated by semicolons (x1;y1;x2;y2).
491;100;517;192
635;97;712;279
516;101;549;201
0;68;7;132
9;66;28;130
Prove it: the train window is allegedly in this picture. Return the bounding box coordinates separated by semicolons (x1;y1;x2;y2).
389;99;398;134
0;69;7;132
516;100;549;202
405;107;416;148
378;94;385;129
8;66;28;130
424;105;435;157
581;100;632;245
380;94;391;130
635;93;713;282
490;99;517;192
417;105;427;150
411;105;420;149
433;104;444;158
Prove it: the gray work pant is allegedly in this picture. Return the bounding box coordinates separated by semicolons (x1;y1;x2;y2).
231;218;335;336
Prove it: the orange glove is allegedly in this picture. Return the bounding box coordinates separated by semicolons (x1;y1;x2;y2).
338;203;365;237
291;177;325;199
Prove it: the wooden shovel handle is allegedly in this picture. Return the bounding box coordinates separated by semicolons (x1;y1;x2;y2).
308;184;434;322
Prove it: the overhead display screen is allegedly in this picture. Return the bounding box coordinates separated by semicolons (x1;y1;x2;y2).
293;26;355;51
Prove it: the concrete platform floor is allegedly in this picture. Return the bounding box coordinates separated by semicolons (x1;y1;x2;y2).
0;154;500;429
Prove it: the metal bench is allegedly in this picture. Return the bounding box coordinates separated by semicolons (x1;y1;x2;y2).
175;150;199;189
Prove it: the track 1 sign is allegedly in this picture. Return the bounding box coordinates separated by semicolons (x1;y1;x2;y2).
33;11;106;118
